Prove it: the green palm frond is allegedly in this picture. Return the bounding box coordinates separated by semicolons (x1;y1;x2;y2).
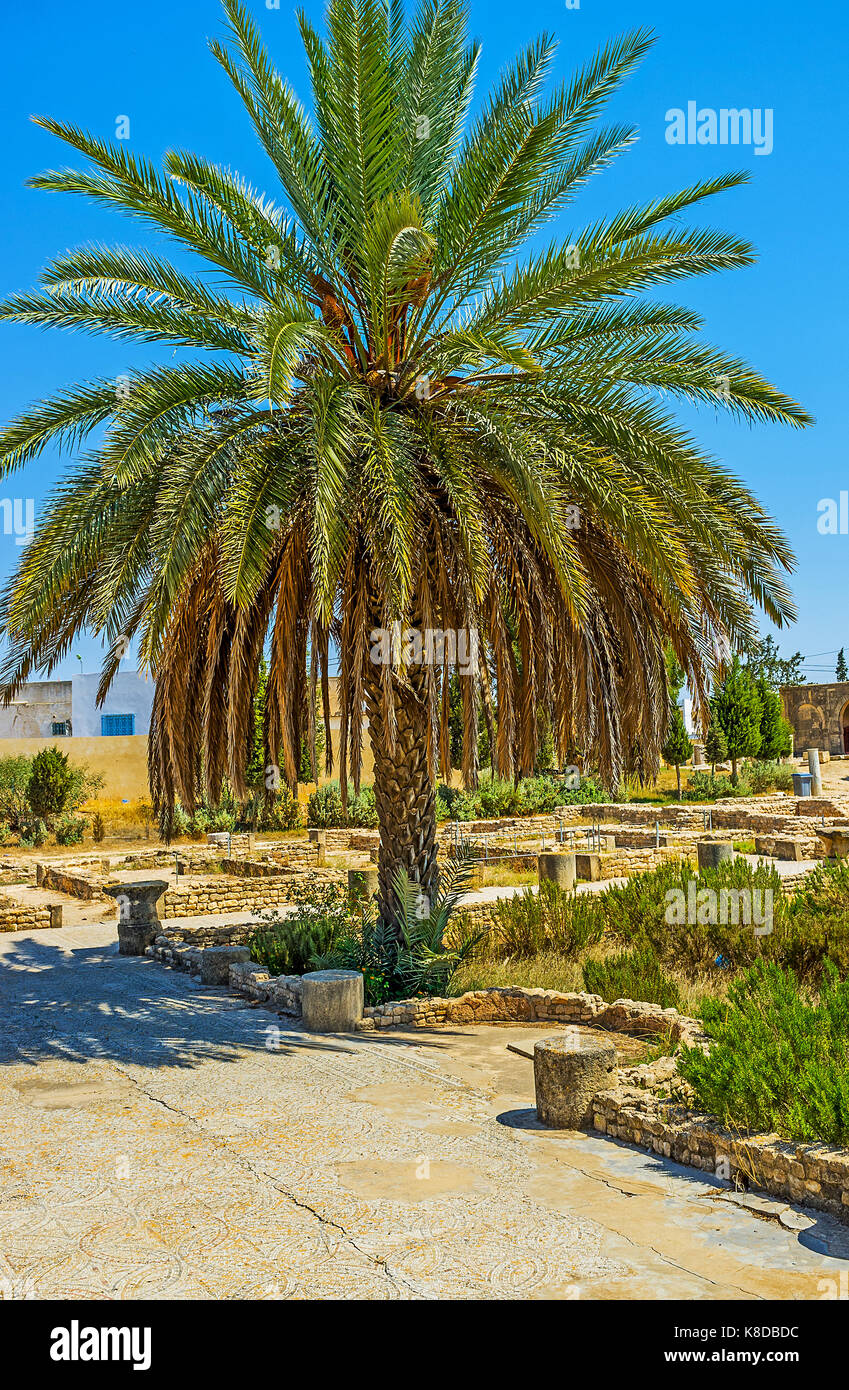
0;0;809;927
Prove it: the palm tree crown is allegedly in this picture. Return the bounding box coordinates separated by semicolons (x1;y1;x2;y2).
0;0;808;919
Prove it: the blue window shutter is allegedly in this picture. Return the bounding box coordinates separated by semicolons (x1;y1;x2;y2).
101;713;135;736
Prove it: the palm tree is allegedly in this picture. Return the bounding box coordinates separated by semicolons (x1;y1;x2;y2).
0;0;809;925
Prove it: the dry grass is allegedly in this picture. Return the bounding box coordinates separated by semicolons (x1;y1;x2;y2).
479;864;536;888
81;796;153;835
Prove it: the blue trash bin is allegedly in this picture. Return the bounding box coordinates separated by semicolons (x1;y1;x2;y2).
792;772;813;797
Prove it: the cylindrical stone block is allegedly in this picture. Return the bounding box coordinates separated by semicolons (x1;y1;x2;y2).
537;851;576;892
807;748;823;798
697;840;734;871
301;969;364;1032
348;867;379;902
534;1034;617;1129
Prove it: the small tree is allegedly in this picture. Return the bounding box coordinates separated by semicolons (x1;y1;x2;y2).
662;705;693;797
837;648;848;682
711;659;763;784
757;676;792;761
26;745;75;823
704;724;728;775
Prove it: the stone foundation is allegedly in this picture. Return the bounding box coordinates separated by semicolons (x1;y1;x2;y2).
0;903;63;933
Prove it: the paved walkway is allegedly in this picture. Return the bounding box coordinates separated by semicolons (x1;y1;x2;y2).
1;922;847;1300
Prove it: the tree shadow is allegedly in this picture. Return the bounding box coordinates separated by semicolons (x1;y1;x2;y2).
0;935;466;1072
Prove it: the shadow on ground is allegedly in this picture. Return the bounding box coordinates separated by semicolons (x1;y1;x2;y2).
0;935;465;1072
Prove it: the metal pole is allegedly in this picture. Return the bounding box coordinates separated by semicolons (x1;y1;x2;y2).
175;851;179;880
655;819;660;849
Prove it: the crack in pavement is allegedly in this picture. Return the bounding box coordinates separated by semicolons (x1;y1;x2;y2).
107;1058;425;1299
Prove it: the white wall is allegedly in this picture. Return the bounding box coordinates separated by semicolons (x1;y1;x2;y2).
0;681;71;738
71;671;154;738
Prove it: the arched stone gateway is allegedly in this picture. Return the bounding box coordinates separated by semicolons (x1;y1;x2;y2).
781;681;849;757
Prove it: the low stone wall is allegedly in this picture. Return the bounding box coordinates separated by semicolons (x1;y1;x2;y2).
795;797;849;819
220;857;289;878
160;868;344;918
360;986;700;1037
0;903;63;933
36;864;106;900
591;1090;849;1221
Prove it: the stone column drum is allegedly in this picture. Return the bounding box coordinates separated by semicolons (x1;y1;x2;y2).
301;969;364;1032
697;840;734;871
104;879;168;956
348;867;379;902
534;1034;617;1129
537;851;576;892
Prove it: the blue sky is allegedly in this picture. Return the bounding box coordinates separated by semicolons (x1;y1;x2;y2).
0;0;846;680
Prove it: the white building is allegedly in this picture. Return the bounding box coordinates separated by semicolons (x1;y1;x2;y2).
0;671;153;739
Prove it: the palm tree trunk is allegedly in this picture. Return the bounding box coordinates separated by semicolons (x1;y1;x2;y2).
364;655;439;929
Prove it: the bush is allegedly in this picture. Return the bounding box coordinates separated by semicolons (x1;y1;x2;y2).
740;759;794;794
55;814;87;846
0;756;35;831
485;879;605;959
306;781;377;828
92;812;105;844
256;788;303;832
316;859;481;1004
582;945;681;1009
678;959;849;1144
249;881;355;976
436;772;608;822
19;818;48;848
27;746;75;821
682;771;746;801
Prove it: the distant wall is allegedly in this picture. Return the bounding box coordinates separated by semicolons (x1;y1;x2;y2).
781;682;849;757
0;735;150;800
0;680;72;738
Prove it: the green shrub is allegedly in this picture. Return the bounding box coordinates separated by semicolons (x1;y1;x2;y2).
257;788;303;832
436;772;608;823
316;858;481;1004
249;917;343;976
0;756;36;831
249;881;354;975
19;817;48;848
55;814;87;846
306;781;377;828
740;759;794;794
487;879;605;959
27;746;75;821
682;771;746;801
678;959;849;1144
582;945;681;1009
